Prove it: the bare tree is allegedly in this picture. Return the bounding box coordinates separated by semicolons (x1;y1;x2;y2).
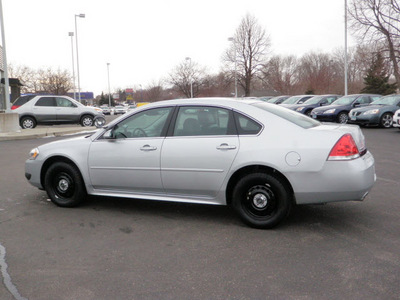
144;80;164;102
261;55;299;94
349;0;400;87
223;14;271;97
168;59;207;98
37;68;73;95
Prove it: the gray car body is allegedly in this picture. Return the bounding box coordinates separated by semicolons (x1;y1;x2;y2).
25;98;375;206
14;95;103;126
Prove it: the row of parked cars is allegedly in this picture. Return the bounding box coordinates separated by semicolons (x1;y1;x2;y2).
264;94;400;128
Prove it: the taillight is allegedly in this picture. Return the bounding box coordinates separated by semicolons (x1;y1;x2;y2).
328;134;360;161
11;105;19;110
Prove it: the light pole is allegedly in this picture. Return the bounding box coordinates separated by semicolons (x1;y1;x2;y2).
75;13;85;103
0;0;10;112
68;32;76;100
185;57;193;98
344;0;348;95
228;37;237;98
107;63;111;107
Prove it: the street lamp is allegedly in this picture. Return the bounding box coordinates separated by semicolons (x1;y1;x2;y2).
344;0;348;95
75;13;85;103
68;32;76;100
0;0;11;112
107;63;111;107
185;57;193;98
228;37;238;98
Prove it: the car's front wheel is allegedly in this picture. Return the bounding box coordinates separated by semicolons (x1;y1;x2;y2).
20;116;37;129
337;112;349;124
232;173;292;229
380;113;393;128
80;115;94;127
44;162;86;207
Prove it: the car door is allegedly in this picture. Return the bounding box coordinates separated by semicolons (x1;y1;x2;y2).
55;97;79;122
88;107;173;194
32;97;57;122
161;106;239;200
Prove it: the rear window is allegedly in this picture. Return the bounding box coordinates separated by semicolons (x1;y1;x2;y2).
252;102;321;129
12;95;36;106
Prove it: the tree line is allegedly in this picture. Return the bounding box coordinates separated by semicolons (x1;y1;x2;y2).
8;0;400;102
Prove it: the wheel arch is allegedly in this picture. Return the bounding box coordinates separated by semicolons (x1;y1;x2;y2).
226;165;294;206
20;114;37;122
40;156;87;193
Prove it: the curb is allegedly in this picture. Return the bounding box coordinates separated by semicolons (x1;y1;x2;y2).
0;127;97;141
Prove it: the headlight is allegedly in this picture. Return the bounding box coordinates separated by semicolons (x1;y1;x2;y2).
363;109;379;115
296;107;304;112
324;109;336;114
29;148;39;160
94;107;103;112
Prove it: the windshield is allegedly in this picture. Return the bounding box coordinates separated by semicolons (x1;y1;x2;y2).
281;96;301;104
331;96;357;106
303;96;323;105
371;95;400;105
252;102;320;129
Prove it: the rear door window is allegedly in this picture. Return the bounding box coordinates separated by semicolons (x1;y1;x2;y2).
35;97;56;107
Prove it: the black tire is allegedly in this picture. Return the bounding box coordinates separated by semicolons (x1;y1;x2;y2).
20;116;37;129
380;113;393;128
337;112;349;124
232;173;292;229
44;162;86;207
80;115;94;127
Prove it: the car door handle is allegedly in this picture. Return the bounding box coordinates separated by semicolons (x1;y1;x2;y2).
216;143;237;150
140;145;157;151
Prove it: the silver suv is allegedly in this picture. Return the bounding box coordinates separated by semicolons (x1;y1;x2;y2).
12;95;104;129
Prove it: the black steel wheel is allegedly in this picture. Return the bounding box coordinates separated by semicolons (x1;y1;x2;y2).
44;162;86;207
232;173;292;229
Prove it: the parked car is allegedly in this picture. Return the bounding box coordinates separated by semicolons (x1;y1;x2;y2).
348;94;400;128
12;95;104;129
393;108;400;129
114;105;126;115
100;105;111;115
266;95;290;104
311;94;381;124
258;96;274;101
127;104;137;112
290;95;341;116
280;95;314;107
25;98;375;229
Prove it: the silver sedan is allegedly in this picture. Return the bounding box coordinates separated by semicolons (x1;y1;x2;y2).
25;98;376;228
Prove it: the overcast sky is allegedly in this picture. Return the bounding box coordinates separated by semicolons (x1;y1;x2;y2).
2;0;354;96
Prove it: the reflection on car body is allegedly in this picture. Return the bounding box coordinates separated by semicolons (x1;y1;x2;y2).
25;98;376;229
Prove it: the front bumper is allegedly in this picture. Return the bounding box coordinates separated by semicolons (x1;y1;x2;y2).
347;113;380;126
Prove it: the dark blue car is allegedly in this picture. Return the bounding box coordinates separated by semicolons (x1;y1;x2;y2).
311;94;381;124
288;95;341;116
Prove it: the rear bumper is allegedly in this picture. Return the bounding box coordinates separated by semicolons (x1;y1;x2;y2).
291;151;376;204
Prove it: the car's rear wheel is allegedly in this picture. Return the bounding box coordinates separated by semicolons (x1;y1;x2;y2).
337;112;349;124
44;162;86;207
232;173;292;229
380;113;393;128
20;116;37;129
81;115;94;127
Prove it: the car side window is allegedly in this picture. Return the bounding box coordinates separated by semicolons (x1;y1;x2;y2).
35;97;56;107
173;106;233;136
358;96;370;104
110;107;172;139
326;97;337;104
234;112;262;135
56;97;76;107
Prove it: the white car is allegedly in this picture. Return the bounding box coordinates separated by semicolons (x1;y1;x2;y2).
114;105;126;115
12;95;104;129
25;98;376;228
393;108;400;129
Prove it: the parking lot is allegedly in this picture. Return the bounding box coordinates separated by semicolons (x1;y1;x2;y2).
0;126;399;300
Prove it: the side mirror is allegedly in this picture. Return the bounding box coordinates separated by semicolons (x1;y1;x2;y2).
353;102;360;107
94;116;106;128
